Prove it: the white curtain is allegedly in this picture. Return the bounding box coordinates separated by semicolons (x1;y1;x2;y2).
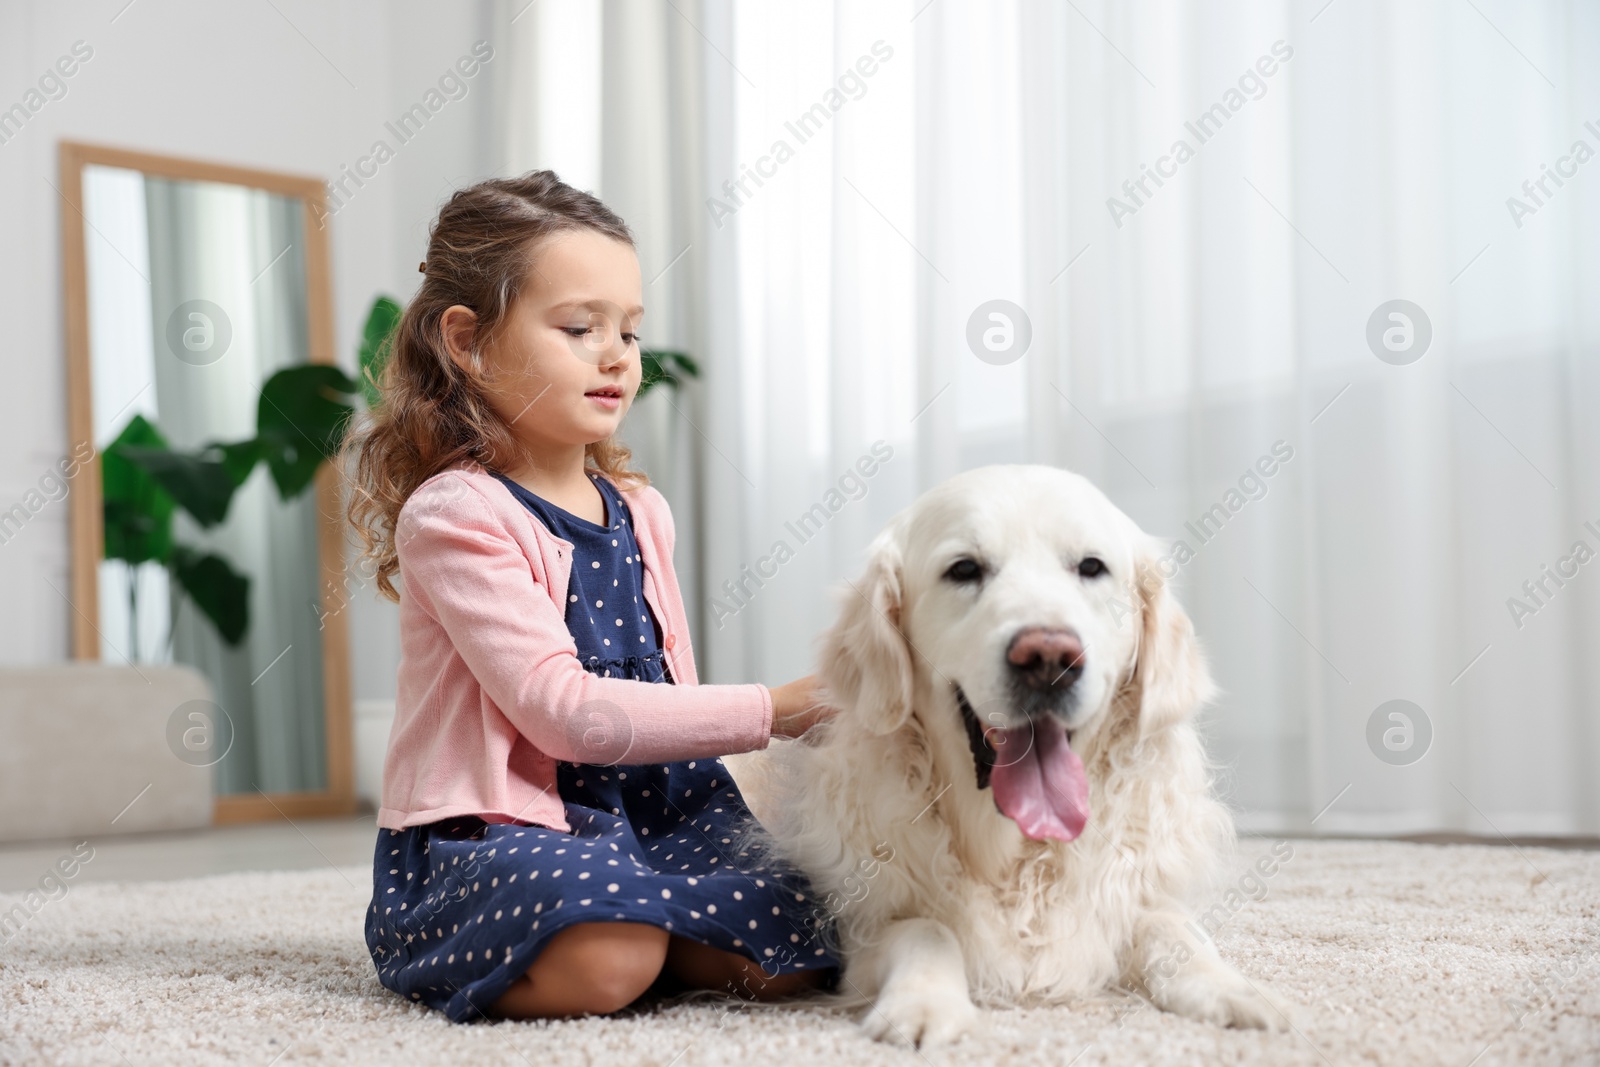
506;0;1600;836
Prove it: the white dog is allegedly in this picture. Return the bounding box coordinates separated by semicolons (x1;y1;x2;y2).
733;464;1295;1048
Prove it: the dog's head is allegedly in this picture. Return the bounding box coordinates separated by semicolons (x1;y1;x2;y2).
819;464;1215;843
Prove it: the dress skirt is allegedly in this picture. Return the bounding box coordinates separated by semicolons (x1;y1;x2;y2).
365;755;842;1021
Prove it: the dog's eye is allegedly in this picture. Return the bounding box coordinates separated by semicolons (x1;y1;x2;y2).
944;558;983;584
1077;556;1108;579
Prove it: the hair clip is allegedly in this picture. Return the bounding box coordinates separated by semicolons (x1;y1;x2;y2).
418;261;427;274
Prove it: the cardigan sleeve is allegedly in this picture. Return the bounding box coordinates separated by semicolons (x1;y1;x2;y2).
396;472;773;764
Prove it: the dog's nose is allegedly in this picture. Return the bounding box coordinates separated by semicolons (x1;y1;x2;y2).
1006;627;1085;692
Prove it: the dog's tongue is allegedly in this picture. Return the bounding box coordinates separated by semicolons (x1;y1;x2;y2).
988;717;1090;842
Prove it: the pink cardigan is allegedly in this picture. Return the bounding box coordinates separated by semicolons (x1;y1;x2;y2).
376;459;774;833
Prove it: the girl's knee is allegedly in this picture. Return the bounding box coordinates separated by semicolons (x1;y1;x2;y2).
559;922;671;1013
494;921;670;1019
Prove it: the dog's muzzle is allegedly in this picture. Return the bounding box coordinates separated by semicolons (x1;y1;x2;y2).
956;687;1073;791
955;684;1091;843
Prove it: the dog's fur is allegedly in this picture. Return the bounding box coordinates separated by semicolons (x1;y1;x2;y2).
732;465;1295;1047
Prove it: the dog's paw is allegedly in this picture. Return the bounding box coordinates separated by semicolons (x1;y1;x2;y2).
860;986;979;1048
1155;967;1298;1031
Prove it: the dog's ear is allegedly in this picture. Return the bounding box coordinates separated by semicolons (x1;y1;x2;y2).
820;523;915;736
1127;536;1217;740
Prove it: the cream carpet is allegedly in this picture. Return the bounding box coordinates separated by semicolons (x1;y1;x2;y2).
2;839;1597;1066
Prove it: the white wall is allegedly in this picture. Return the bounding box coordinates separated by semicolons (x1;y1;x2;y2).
0;0;505;713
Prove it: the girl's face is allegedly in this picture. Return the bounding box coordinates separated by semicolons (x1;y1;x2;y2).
474;229;645;457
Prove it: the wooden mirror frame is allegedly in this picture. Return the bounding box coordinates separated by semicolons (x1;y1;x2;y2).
59;141;355;824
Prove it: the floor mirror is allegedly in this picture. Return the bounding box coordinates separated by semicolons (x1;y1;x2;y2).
60;141;355;823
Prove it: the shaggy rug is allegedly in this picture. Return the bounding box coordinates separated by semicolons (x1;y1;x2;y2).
1;839;1596;1066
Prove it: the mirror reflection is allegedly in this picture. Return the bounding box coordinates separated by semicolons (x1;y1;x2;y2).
82;164;327;796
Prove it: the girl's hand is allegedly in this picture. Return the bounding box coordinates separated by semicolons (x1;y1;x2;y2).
769;673;839;739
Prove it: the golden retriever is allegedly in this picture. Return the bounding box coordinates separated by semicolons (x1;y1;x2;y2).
730;464;1296;1048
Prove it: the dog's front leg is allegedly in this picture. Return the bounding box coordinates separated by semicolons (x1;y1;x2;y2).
1127;908;1296;1031
847;917;978;1048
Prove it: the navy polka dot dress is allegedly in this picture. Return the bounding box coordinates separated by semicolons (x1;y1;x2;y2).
365;469;841;1022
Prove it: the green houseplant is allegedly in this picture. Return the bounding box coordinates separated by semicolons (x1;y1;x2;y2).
103;363;361;657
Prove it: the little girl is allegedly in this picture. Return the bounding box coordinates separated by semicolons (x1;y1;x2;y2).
343;171;841;1023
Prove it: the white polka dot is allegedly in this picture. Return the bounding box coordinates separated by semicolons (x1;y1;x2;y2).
591;561;601;568
596;599;604;607
661;888;672;899
570;594;578;602
749;920;758;929
608;883;620;892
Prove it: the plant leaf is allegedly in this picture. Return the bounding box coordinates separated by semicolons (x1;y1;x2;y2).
257;364;359;499
215;438;264;487
115;445;239;528
101;414;174;565
357;295;403;410
169;544;251;646
638;349;699;401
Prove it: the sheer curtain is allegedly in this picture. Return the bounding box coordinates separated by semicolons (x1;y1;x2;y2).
511;0;1599;836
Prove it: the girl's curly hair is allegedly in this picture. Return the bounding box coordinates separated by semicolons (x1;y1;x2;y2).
341;170;651;603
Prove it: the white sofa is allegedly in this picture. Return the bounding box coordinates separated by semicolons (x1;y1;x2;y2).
0;664;214;843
